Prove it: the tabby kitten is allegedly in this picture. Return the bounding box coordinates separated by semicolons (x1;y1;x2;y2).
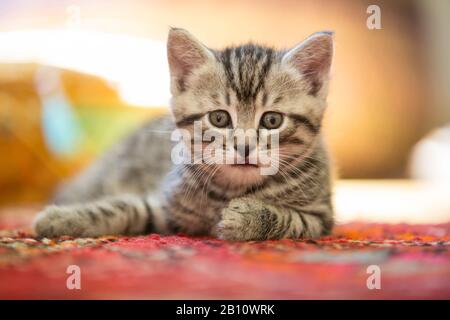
33;28;335;240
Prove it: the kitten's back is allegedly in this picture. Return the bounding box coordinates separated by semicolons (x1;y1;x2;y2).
53;115;175;204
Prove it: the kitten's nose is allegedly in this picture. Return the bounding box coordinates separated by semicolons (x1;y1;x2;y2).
234;143;254;159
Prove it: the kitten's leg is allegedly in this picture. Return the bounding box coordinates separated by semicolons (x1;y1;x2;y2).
33;194;164;238
216;197;333;241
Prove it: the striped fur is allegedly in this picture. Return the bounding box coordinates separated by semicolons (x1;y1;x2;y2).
34;28;335;240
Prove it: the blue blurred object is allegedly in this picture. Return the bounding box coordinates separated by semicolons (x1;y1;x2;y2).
41;94;82;156
35;66;82;157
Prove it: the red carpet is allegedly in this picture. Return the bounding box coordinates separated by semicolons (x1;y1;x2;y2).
0;207;449;299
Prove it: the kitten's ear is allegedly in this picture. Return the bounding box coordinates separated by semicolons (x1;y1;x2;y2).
167;28;214;92
282;31;334;96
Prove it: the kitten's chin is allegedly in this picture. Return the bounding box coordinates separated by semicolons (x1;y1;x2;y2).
216;164;265;187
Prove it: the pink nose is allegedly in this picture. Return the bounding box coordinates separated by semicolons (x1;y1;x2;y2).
234;144;256;159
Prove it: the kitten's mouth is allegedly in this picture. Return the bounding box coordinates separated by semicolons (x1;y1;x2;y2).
229;163;259;169
218;162;266;186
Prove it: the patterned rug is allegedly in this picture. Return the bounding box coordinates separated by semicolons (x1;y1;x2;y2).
0;207;449;299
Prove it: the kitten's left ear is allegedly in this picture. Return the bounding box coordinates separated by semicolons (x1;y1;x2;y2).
282;31;334;96
167;28;215;92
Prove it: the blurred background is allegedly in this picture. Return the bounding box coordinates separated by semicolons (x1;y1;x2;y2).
0;0;449;223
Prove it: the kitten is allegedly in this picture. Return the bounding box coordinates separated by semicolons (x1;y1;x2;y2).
33;28;335;241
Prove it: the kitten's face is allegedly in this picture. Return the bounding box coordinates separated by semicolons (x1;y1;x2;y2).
167;28;333;188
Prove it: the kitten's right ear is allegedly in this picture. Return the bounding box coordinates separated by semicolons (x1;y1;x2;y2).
167;28;214;92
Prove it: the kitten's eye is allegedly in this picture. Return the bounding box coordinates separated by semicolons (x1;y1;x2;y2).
209;110;231;128
260;112;283;129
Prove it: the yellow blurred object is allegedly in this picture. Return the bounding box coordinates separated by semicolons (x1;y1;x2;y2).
0;63;168;206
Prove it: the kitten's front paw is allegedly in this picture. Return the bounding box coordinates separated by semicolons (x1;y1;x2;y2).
216;197;269;241
33;205;91;238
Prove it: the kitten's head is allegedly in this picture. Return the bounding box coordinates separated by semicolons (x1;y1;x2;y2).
167;28;333;188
